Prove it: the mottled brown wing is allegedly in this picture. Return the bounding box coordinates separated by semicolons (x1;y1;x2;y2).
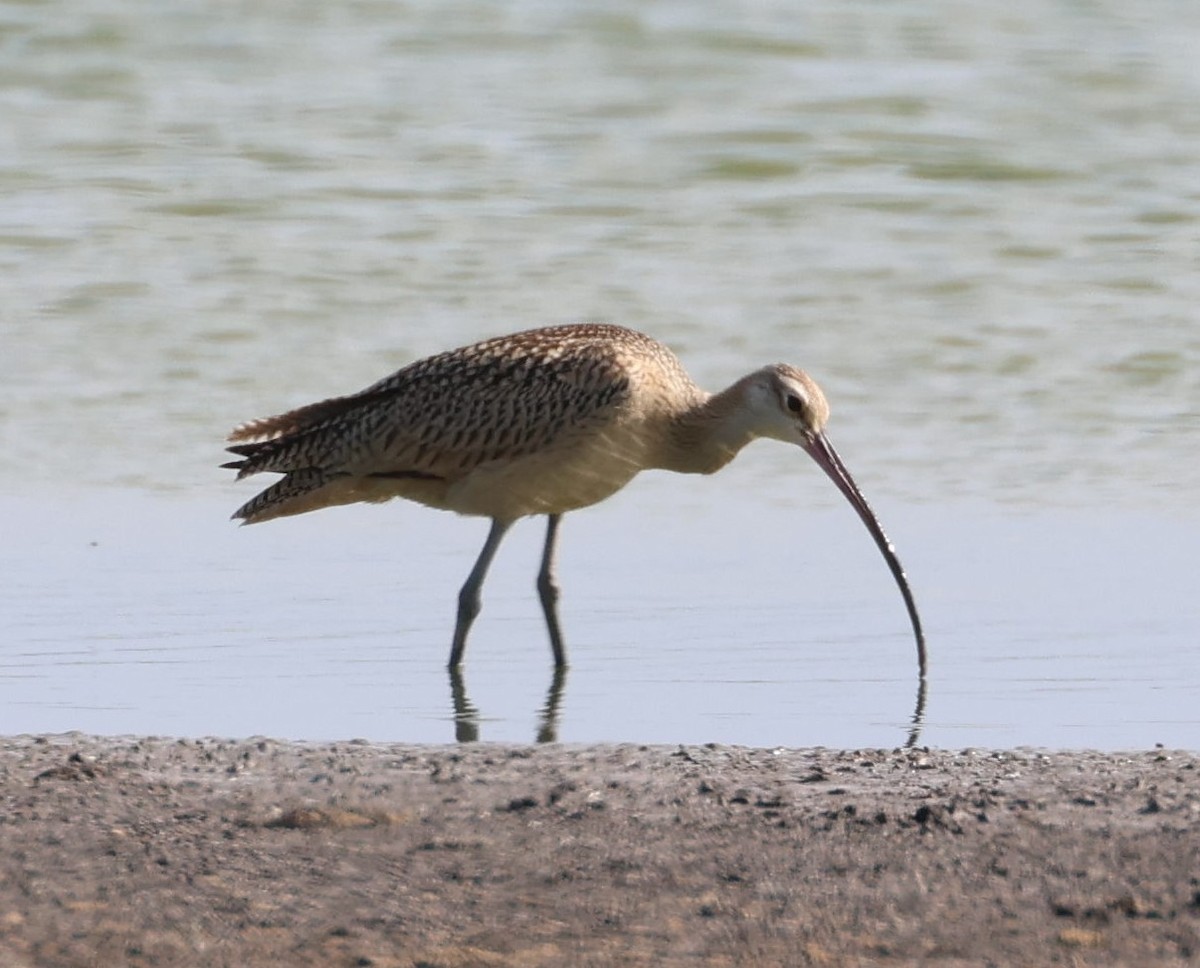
224;325;637;482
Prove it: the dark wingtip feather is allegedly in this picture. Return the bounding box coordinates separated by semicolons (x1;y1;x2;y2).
225;443;261;457
223;441;271;478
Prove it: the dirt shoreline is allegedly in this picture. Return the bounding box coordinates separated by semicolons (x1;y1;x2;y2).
2;735;1197;966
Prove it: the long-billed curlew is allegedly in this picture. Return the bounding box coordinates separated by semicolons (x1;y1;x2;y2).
224;323;926;675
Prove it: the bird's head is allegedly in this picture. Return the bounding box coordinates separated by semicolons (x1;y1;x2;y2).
743;364;831;446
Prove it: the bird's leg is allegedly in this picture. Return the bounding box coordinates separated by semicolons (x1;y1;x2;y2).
449;518;513;670
536;513;568;668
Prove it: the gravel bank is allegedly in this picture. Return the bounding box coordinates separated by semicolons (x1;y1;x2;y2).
2;735;1197;966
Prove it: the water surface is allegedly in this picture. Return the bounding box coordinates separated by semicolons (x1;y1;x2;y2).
3;490;1197;749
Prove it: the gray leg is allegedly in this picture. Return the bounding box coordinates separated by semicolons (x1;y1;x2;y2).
449;518;512;670
536;513;568;668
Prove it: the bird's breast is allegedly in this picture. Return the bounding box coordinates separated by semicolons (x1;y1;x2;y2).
441;422;652;520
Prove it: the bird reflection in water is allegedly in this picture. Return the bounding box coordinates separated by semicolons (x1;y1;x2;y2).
906;674;928;749
448;664;925;749
449;666;568;744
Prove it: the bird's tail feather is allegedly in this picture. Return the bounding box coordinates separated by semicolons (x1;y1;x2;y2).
227;392;375;444
223;391;387;480
221;440;279;480
232;469;338;524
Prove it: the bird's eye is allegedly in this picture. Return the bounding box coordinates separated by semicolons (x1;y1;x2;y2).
786;394;805;414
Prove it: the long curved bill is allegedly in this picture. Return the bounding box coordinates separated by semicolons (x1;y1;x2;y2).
802;431;927;678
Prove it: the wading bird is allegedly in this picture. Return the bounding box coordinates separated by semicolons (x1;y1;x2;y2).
224;324;926;675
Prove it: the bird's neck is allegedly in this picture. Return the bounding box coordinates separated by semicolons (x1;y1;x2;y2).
658;379;759;475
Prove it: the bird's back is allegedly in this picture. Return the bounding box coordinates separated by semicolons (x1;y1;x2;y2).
225;324;700;523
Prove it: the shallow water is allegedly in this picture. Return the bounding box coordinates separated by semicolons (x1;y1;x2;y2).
2;1;1198;746
2;490;1197;749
